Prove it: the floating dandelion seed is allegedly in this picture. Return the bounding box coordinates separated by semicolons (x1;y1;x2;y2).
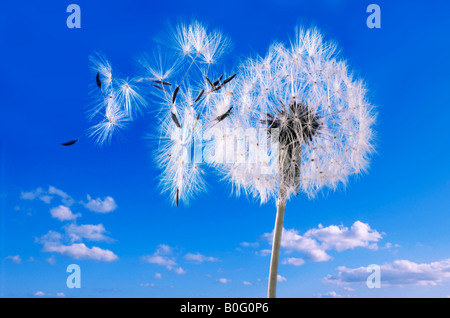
61;139;78;146
88;101;130;146
79;52;147;146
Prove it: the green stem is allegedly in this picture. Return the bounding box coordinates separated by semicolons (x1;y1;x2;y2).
267;193;287;298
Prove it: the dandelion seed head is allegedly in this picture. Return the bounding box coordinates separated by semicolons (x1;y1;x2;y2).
215;27;376;203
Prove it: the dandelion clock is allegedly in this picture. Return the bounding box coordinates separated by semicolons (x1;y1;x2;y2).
212;27;376;297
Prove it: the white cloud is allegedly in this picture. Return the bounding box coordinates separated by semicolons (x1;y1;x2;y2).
21;186;75;206
243;281;252;285
56;292;65;297
184;253;219;263
141;244;184;273
304;221;383;252
323;258;450;287
46;255;56;265
21;188;44;200
64;223;112;243
83;195;117;213
154;273;162;279
258;249;272;257
217;278;231;284
5;255;22;264
277;275;287;282
48;186;74;206
36;230;118;262
38;195;53;204
33;291;45;297
44;243;118;262
240;242;259;248
381;242;401;249
263;221;383;263
174;267;187;275
317;291;343;298
155;244;172;255
263;228;330;262
282;257;305;266
142;255;177;268
50;205;81;221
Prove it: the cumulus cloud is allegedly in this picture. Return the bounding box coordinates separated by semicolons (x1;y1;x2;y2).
174;267;187;275
141;244;185;274
36;230;118;262
217;278;231;284
263;221;383;263
142;255;177;268
5;255;22;264
45;243;118;262
46;255;56;265
184;253;219;264
21;188;44;200
277;275;287;282
323;258;450;287
24;186;119;262
50;205;81;221
22;186;75;206
48;186;74;206
33;291;65;298
64;223;112;243
317;291;343;298
282;257;305;266
304;221;382;252
240;242;259;248
83;195;117;213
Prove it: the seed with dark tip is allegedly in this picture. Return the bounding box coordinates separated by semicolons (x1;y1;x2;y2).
222;73;236;85
96;72;102;89
61;139;78;146
153;80;172;86
215;106;233;122
152;84;166;91
205;77;214;88
172;86;180;104
171;112;181;128
194;89;204;103
213;74;223;86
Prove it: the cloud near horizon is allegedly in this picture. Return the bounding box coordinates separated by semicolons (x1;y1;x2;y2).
323;258;450;287
262;221;384;263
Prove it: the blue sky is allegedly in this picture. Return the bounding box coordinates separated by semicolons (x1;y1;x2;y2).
1;0;450;298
